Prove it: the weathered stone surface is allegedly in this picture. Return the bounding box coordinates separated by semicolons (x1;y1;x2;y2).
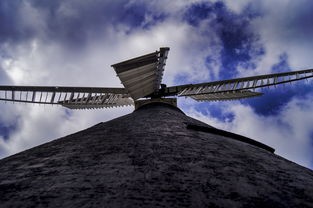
0;103;313;207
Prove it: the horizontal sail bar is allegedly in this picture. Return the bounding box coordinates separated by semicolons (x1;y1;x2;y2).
189;90;263;101
169;68;313;97
60;94;134;109
0;85;132;109
0;85;127;93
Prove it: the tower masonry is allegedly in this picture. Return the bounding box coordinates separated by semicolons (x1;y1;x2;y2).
0;102;313;208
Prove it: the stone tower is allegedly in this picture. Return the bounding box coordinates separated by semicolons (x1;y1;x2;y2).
0;102;313;207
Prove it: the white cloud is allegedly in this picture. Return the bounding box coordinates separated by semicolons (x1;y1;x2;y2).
222;0;252;14
235;0;313;77
0;103;133;158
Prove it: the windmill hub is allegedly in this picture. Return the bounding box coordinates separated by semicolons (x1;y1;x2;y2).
134;97;177;110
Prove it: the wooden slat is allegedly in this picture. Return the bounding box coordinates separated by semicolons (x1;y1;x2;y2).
111;47;170;100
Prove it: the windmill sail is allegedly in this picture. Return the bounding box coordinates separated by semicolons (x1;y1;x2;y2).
0;47;312;108
189;90;263;101
165;68;313;101
111;47;169;100
0;86;133;109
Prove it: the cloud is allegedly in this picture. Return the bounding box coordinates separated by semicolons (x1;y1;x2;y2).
238;0;313;75
0;103;133;158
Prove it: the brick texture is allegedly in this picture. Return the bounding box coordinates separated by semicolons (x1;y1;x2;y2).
0;103;313;207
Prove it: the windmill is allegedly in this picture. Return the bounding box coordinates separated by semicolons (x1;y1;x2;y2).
1;47;313;208
0;47;312;109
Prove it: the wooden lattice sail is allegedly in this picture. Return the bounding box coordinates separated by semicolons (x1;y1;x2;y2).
0;47;312;108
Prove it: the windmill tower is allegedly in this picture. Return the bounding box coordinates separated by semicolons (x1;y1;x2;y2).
0;48;313;207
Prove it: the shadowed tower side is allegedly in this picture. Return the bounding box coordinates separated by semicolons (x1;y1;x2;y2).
0;102;313;207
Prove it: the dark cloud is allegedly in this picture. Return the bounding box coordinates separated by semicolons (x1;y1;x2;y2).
29;1;123;44
0;123;17;141
279;1;313;43
184;1;264;80
118;3;167;31
0;0;166;49
0;69;12;84
0;103;21;145
0;0;36;43
271;53;290;73
242;84;313;116
243;51;313;116
0;55;13;84
195;102;235;122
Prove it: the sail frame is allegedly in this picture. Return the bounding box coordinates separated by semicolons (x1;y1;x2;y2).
0;85;133;109
162;68;313;101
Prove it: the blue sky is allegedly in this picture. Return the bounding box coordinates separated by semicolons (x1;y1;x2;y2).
0;0;313;169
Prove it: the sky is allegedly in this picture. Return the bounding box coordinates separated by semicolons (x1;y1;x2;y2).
0;0;313;169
